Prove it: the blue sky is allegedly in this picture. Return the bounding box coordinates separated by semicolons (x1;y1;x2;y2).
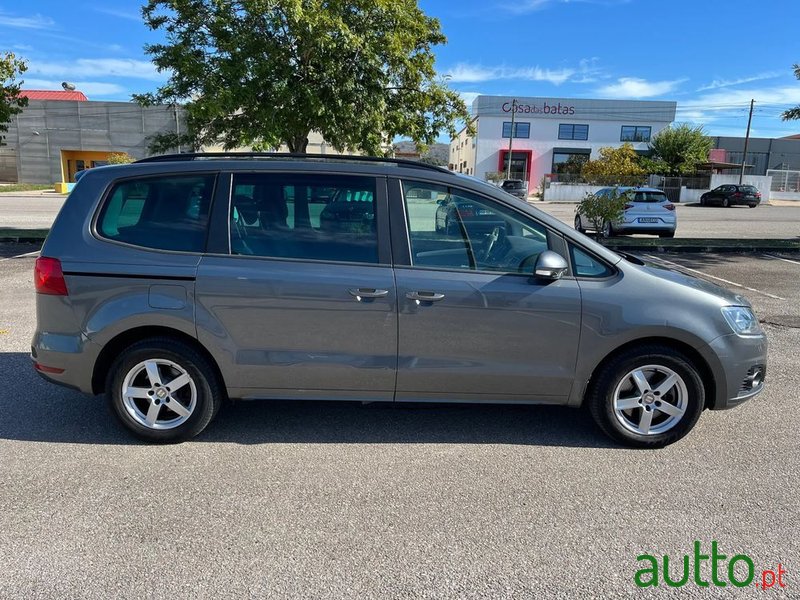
3;0;800;138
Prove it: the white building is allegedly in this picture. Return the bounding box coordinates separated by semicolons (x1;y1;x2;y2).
450;95;677;190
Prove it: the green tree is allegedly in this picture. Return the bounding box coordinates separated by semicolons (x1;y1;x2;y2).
136;0;471;154
648;123;712;175
1;52;28;146
107;152;134;164
576;188;630;239
781;64;800;121
581;143;646;185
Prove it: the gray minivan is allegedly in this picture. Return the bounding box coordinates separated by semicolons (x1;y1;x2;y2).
32;154;767;447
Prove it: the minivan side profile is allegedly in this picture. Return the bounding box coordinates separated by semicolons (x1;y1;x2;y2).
32;154;767;448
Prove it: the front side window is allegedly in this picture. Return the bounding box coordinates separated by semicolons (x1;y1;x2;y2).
403;180;551;274
97;174;215;252
229;173;378;264
502;122;531;138
570;244;613;278
620;126;652;142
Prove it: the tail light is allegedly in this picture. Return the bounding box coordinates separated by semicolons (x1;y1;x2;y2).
623;203;634;210
756;192;762;198
34;257;68;296
664;203;675;211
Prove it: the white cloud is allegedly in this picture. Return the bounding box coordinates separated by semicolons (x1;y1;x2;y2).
27;58;165;81
0;11;54;29
92;7;142;22
458;91;482;107
22;78;127;98
503;0;630;14
446;63;581;85
696;72;782;92
597;77;686;98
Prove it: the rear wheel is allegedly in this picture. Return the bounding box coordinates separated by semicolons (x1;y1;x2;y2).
574;214;585;233
601;221;613;238
107;338;223;442
748;203;758;208
587;345;705;448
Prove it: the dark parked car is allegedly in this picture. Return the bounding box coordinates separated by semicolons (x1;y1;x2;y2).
700;184;761;208
33;153;767;448
501;179;528;199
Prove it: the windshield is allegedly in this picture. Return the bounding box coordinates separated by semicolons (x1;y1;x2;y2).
630;191;668;203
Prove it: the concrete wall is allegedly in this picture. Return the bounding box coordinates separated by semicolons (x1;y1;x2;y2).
770;191;800;202
544;183;605;202
9;100;185;184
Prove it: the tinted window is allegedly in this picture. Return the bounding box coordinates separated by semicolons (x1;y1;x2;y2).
502;122;531;138
97;174;215;252
620;126;651;142
632;191;668;203
229;173;378;264
570;245;613;277
404;181;550;274
558;124;589;140
740;186;758;193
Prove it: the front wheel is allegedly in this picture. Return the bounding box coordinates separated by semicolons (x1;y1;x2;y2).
587;345;705;448
107;338;223;442
722;197;730;208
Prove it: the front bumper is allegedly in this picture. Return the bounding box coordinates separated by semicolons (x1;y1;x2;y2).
703;332;768;410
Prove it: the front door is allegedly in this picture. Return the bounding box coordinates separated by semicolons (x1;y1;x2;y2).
392;179;582;403
196;171;397;401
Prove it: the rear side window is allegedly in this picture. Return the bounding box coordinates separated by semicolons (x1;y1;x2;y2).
229;173;378;264
97;174;216;252
740;186;758;193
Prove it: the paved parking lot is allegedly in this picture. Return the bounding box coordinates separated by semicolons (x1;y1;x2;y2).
0;245;797;597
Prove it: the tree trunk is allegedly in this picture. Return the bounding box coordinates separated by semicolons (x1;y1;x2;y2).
286;133;310;154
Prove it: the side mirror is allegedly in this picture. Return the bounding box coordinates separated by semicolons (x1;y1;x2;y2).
533;250;569;281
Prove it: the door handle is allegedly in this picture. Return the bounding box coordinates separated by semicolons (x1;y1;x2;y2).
406;291;445;303
348;288;389;301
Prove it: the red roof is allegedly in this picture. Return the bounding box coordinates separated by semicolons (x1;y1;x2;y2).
19;90;89;101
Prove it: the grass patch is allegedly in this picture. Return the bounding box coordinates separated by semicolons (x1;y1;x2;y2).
0;183;55;193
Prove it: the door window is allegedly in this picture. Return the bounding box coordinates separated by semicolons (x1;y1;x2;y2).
229;173;378;264
403;181;551;274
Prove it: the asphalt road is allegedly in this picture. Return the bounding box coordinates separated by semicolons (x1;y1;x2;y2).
2;192;800;239
0;246;798;598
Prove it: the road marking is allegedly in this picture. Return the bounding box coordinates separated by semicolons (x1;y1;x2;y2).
763;253;800;266
643;254;785;300
0;250;40;262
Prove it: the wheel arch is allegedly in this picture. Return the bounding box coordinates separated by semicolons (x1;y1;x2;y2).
92;325;226;396
579;336;717;410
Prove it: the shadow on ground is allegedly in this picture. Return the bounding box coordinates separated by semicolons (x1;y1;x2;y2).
0;352;612;448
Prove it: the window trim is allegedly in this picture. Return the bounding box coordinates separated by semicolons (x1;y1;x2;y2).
558;123;589;141
91;171;220;256
620;125;652;143
501;121;531;139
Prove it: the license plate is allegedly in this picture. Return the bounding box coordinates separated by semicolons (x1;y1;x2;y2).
638;217;658;223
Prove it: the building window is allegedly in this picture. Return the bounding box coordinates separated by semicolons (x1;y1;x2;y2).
552;150;590;174
621;126;651;142
502;122;531;139
558;124;589;141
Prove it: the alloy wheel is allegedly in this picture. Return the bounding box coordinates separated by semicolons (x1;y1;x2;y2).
611;364;688;436
120;359;197;430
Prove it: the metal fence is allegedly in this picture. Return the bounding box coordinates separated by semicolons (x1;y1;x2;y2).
767;169;800;192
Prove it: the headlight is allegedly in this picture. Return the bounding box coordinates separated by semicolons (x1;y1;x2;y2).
721;306;763;336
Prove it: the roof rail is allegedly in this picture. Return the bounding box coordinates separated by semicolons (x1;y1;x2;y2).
135;151;451;174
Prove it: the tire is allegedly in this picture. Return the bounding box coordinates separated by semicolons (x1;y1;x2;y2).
574;214;585;233
748;203;758;208
722;197;730;208
601;221;613;238
659;231;675;238
700;197;706;207
587;345;705;448
107;337;223;442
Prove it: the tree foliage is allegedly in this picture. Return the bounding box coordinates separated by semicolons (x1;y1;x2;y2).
136;0;471;154
107;152;134;164
581;143;645;184
648;123;712;175
782;64;800;121
576;188;629;239
1;52;28;146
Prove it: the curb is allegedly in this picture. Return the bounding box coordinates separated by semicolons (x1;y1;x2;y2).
0;230;50;243
602;239;800;254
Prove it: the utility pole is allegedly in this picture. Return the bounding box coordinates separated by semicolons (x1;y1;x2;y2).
174;104;182;153
505;98;516;181
739;99;754;184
